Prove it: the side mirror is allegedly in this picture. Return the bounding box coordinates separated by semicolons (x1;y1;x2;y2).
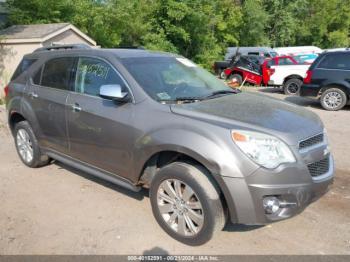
99;84;129;102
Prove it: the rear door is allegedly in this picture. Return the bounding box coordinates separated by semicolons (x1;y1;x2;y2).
28;56;76;153
66;56;135;177
313;52;350;86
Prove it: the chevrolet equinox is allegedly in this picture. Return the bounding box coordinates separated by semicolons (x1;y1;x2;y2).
5;45;334;246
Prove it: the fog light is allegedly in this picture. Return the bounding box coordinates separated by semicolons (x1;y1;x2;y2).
263;196;280;214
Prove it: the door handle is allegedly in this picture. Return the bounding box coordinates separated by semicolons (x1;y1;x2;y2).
29;92;38;98
71;103;82;112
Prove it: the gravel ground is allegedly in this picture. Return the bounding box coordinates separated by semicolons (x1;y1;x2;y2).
0;89;349;255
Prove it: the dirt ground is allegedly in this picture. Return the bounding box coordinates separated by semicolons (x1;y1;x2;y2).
0;88;349;255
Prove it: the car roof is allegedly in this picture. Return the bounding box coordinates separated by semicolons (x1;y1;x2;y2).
106;48;177;59
322;49;350;55
24;46;177;60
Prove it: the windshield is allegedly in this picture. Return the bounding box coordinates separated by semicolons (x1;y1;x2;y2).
122;56;232;102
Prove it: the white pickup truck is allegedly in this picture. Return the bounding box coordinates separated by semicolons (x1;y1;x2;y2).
268;64;310;95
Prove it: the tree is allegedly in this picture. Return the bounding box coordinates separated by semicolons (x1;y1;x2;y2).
263;0;299;47
4;0;350;67
295;0;350;48
239;0;269;46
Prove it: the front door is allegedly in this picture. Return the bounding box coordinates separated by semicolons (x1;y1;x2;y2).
66;57;135;178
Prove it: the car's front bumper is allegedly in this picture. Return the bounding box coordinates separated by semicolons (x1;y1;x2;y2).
220;154;334;224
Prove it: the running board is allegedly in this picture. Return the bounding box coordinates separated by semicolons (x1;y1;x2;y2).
46;151;141;192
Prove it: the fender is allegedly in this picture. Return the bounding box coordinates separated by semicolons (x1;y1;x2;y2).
13;96;42;142
132;128;245;223
320;80;350;91
132;128;246;183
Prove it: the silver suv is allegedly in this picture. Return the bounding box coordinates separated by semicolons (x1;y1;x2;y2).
5;45;334;246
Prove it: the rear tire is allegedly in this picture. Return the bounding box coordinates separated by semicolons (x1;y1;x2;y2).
14;121;50;168
320;88;347;111
283;78;302;95
228;74;242;85
150;162;226;246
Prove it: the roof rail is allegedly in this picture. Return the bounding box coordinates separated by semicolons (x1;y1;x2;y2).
33;44;92;53
117;46;146;50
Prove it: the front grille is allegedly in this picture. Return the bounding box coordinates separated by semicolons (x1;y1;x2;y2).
299;133;324;150
307;157;330;177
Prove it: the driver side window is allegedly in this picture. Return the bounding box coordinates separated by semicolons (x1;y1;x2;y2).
75;57;125;97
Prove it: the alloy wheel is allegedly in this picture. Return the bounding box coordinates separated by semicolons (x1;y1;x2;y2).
16;129;33;163
157;179;204;237
323;91;343;109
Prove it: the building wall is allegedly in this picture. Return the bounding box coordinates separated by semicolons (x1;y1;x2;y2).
42;29;92;47
0;42;41;94
0;29;95;98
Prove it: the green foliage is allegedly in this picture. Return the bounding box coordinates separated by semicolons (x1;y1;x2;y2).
4;0;350;68
240;0;269;46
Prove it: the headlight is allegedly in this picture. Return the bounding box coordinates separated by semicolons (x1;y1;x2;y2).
231;130;296;169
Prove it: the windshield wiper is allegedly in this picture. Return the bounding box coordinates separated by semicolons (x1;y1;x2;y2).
204;89;241;99
159;96;203;104
159;90;240;104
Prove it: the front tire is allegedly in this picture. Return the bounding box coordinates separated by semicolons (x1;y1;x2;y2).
283;78;302;95
150;162;226;246
228;74;243;85
14;121;50;168
320;88;347;111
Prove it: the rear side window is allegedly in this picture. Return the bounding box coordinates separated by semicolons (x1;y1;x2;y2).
41;57;76;90
74;57;125;97
278;57;295;65
11;58;37;81
267;60;276;67
317;53;350;70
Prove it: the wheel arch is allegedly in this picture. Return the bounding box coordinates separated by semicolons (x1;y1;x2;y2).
138;149;238;223
229;70;243;78
8;111;26;134
283;74;303;84
319;83;350;97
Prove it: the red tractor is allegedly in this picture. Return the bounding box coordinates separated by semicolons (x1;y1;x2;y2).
224;55;298;86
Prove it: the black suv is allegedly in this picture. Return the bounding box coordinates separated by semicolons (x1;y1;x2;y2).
300;50;350;111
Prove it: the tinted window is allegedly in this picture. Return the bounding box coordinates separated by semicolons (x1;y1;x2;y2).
11;58;37;80
75;57;125;97
267;60;276;66
318;53;350;70
32;67;42;85
278;57;295;65
41;57;76;90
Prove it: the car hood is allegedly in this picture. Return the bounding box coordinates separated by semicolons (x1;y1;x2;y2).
170;92;323;146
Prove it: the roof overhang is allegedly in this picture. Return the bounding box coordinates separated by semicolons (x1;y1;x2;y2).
0;24;97;46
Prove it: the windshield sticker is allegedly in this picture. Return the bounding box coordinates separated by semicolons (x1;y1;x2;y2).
157;92;171;100
176;58;197;67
